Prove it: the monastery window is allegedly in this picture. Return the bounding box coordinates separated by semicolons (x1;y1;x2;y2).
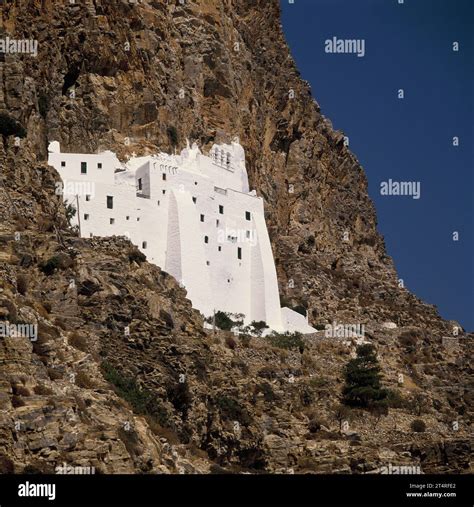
246;230;250;238
226;153;231;167
81;162;87;174
219;205;224;214
162;189;166;195
218;246;222;252
138;178;143;191
86;195;91;201
206;261;210;266
220;150;225;166
216;219;220;227
157;201;160;206
126;216;130;220
97;162;102;169
61;161;66;167
162;173;167;181
110;218;115;225
194;181;198;185
137;217;140;221
204;236;209;244
245;211;251;221
107;195;113;209
142;241;147;249
192;196;197;204
237;247;242;260
84;213;89;221
200;214;205;222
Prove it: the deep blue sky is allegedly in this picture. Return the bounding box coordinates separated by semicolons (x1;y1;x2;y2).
281;0;473;330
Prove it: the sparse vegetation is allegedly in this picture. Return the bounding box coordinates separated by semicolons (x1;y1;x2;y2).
267;331;305;352
16;274;28;295
411;419;426;433
101;362;168;426
215;395;251;426
68;332;89;352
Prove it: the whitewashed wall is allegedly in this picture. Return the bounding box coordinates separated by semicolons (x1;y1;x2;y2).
48;141;315;334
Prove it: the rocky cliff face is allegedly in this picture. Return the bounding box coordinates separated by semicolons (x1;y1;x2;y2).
0;0;471;474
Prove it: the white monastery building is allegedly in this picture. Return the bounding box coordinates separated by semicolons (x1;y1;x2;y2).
48;139;315;334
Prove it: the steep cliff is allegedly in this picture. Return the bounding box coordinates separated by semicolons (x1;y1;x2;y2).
0;0;471;474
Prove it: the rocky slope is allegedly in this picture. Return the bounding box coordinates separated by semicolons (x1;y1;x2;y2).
0;0;471;474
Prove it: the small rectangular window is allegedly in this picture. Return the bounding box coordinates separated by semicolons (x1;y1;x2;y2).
219;205;224;214
142;241;147;249
192;197;197;204
218;246;222;252
204;236;209;244
200;214;205;222
216;219;220;227
245;211;251;221
61;161;66;167
138;178;143;191
206;260;210;266
97;162;102;169
237;247;242;260
162;189;166;195
110;218;115;225
162;173;167;181
126;216;130;220
246;230;250;238
84;213;89;220
85;195;91;201
81;162;87;174
107;195;113;209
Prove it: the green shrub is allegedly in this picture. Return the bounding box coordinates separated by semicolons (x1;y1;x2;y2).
0;113;26;138
410;419;426;433
40;256;61;276
16;274;28;295
215;395;251;425
254;382;277;402
342;344;389;409
249;320;268;336
267;331;305;352
214;311;243;331
101;362;168;426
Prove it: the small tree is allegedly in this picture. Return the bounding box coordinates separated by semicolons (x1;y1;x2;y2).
249;320;268;336
332;403;353;431
342;344;388;409
411;419;426;433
